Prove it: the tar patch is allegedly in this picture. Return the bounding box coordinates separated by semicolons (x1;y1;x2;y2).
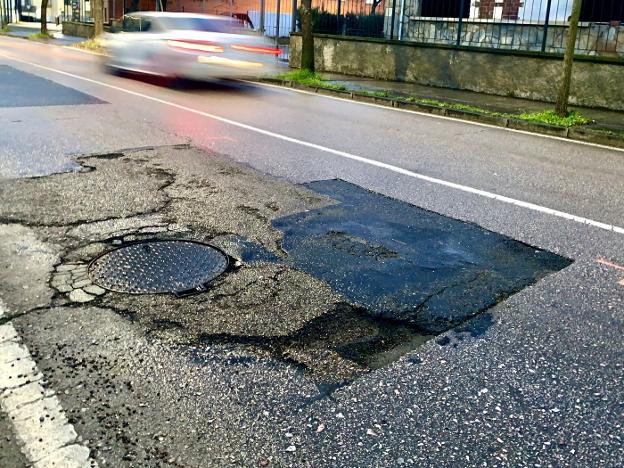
0;65;104;108
273;179;572;334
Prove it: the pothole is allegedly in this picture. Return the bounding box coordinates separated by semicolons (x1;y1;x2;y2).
88;240;229;296
49;177;572;388
50;262;106;303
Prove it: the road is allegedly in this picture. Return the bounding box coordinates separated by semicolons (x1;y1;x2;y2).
0;35;623;467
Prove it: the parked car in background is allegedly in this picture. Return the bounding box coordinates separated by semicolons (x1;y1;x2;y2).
102;12;281;81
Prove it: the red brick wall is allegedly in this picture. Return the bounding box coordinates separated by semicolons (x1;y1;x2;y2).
109;0;262;17
502;0;522;19
478;0;523;20
109;0;377;18
478;0;495;18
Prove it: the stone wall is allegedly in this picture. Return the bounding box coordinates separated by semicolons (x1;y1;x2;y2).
394;19;624;58
289;34;624;110
386;0;624;58
62;21;95;38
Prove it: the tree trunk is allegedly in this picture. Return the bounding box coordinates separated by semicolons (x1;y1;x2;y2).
555;0;583;117
93;0;104;37
40;0;49;35
300;0;314;72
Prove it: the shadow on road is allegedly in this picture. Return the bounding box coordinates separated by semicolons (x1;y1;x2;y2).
110;69;262;95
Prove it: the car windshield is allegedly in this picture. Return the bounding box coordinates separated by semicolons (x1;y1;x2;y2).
158;17;236;33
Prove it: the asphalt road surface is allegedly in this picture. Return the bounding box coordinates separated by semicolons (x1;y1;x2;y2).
0;36;623;467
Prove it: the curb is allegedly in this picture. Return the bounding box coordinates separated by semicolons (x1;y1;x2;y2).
1;31;107;56
63;45;109;57
257;78;624;150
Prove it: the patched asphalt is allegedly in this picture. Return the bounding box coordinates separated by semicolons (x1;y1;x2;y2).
0;65;104;108
1;145;623;466
2;39;623;466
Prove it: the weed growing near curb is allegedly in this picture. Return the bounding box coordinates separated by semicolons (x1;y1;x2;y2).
28;32;53;40
516;110;590;127
277;70;347;91
277;72;592;128
73;38;107;54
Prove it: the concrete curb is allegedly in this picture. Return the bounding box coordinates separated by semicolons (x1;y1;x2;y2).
63;44;109;57
0;31;81;48
257;78;624;150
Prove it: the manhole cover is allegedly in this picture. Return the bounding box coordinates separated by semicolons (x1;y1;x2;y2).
89;241;228;296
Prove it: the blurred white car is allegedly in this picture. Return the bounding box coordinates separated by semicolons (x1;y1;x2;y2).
102;12;281;80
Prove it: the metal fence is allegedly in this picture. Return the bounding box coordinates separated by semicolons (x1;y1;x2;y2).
59;0;624;60
306;0;387;37
64;0;91;23
61;0;297;58
1;0;16;24
301;0;624;58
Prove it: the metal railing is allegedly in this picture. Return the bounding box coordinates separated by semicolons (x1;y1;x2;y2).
298;0;624;59
62;0;624;60
1;0;16;24
305;0;387;37
63;0;92;24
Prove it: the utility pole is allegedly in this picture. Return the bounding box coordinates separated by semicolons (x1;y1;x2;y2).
275;0;281;46
290;0;297;33
555;0;583;117
299;0;313;71
93;0;104;36
41;0;49;35
0;0;5;30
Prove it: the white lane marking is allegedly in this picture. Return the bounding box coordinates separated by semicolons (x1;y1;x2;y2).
251;80;624;154
2;37;623;155
1;53;623;236
0;300;97;467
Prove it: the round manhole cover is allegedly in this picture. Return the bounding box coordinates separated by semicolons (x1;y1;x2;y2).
89;241;228;295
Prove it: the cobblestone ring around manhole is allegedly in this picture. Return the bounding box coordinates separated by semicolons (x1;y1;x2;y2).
88;240;229;296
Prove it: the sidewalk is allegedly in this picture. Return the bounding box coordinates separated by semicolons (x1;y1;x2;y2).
3;22;83;45
321;72;624;135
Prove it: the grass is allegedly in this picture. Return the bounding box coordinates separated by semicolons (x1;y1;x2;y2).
516;110;590;127
408;97;503;116
408;98;590;126
28;32;53;40
72;38;108;54
277;70;592;128
0;25;9;34
277;70;347;91
360;90;391;98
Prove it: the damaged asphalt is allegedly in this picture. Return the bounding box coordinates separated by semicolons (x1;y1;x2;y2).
1;145;623;466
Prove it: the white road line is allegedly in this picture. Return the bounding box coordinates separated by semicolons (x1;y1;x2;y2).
0;301;97;468
251;80;624;154
1;52;623;236
0;35;620;155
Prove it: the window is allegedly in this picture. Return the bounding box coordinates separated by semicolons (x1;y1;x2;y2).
122;15;140;32
581;0;624;22
122;15;152;32
420;0;470;18
157;17;234;33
